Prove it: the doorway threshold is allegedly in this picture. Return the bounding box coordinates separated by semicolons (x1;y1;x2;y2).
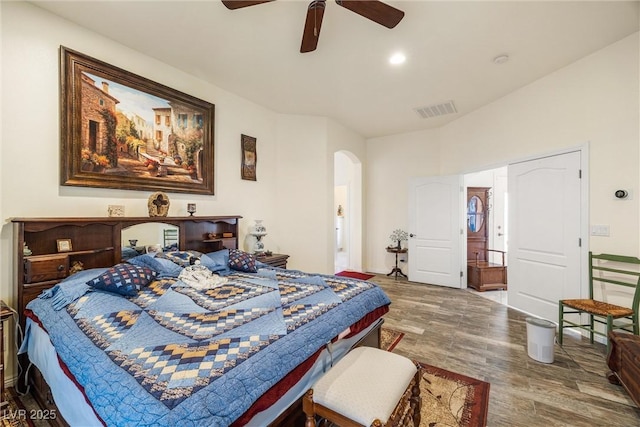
467;287;508;306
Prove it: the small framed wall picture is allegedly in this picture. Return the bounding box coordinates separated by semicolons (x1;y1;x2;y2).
241;134;257;181
57;239;73;252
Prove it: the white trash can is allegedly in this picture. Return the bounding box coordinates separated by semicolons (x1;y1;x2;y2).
526;317;556;363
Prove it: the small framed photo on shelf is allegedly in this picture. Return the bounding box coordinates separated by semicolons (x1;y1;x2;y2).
56;239;73;252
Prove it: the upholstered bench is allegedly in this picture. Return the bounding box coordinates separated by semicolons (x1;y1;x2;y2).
302;346;421;427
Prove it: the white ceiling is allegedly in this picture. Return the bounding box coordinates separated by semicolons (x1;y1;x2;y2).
32;0;639;138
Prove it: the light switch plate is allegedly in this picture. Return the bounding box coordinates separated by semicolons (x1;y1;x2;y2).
590;225;610;237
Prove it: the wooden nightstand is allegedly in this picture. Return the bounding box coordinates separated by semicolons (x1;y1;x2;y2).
257;253;290;269
1;301;14;408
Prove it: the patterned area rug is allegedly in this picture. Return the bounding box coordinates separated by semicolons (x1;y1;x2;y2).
418;362;490;427
334;271;375;281
1;390;33;427
381;328;490;427
381;327;405;352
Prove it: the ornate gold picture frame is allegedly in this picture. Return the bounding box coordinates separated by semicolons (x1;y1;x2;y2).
60;46;215;194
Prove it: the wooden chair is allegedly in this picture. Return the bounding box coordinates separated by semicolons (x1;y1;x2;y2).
559;252;640;353
303;347;421;427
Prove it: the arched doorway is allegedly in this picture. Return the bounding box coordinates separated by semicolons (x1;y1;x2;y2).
334;151;363;273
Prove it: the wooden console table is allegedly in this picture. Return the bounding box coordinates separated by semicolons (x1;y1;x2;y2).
386;247;408;279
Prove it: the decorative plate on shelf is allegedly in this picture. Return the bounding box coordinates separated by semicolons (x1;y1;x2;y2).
148;192;170;217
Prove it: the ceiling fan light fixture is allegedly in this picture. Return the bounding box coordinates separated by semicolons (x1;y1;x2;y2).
389;52;406;65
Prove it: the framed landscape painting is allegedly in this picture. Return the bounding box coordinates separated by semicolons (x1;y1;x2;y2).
60;46;215;195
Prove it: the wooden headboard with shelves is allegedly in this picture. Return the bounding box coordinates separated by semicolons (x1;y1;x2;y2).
12;216;242;327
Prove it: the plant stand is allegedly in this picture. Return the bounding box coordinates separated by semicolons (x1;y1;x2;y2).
386;247;408;279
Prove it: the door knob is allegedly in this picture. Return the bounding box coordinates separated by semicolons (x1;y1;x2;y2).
409;233;416;238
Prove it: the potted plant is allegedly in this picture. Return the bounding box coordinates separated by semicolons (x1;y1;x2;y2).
389;229;408;249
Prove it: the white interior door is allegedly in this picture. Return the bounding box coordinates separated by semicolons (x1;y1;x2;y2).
408;175;463;288
507;151;583;322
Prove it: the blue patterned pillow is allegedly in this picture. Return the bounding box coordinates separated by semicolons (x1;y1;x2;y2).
127;254;183;278
156;250;202;267
228;249;257;273
200;249;231;273
86;263;157;296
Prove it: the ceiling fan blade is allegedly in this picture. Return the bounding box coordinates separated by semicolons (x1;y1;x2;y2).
335;0;404;28
221;0;275;10
300;0;326;53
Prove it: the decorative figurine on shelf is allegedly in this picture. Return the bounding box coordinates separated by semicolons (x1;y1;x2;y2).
389;229;408;250
148;192;170;217
187;203;196;216
108;205;125;217
23;242;32;256
70;261;84;275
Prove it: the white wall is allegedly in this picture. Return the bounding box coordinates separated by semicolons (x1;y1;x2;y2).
2;0;638;384
334;184;347;251
0;1;367;300
0;2;356;382
328;120;366;272
272;116;366;274
1;1;277;298
274;114;329;273
366;33;639;273
440;33;639;256
366;129;441;273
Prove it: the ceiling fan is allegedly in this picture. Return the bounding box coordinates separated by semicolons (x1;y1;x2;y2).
221;0;405;53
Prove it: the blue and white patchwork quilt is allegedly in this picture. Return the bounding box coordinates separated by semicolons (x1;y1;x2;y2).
24;254;390;426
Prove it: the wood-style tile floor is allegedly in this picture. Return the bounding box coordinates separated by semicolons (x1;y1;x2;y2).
369;274;640;427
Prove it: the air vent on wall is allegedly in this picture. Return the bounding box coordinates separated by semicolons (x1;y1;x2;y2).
414;100;457;119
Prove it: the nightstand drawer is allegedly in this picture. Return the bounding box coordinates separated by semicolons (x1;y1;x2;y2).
257;253;289;269
24;254;69;283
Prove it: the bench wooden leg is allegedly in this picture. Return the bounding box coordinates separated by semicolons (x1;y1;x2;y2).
302;389;316;427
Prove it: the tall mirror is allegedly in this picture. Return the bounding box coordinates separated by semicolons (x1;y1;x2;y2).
121;223;179;259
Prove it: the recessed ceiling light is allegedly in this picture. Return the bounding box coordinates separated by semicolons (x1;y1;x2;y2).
389;52;406;65
493;54;509;65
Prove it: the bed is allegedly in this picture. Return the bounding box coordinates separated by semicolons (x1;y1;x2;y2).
12;217;389;426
